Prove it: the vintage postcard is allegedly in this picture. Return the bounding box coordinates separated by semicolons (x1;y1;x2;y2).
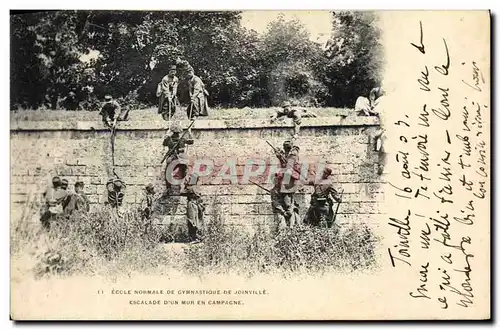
9;9;491;320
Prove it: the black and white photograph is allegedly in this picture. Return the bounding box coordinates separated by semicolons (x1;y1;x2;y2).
9;9;491;320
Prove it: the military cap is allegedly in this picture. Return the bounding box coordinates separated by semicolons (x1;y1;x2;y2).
283;140;292;148
169;65;177;71
61;179;69;186
282;101;291;108
75;181;85;188
104;95;112;101
52;176;61;185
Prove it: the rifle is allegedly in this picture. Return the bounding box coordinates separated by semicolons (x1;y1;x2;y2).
161;119;196;164
248;180;272;194
266;140;308;182
331;188;344;224
266;140;286;164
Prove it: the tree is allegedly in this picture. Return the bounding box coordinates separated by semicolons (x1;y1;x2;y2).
10;10;384;111
324;11;384;107
258;15;326;106
10;13;44;109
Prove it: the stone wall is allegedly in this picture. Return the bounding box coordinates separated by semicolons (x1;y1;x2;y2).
10;116;384;228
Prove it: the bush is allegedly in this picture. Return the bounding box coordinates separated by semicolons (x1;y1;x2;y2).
12;199;379;279
183;219;379;278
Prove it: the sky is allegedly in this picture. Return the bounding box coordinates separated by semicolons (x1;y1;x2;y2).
240;10;333;45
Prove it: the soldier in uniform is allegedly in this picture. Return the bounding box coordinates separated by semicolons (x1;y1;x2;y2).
270;173;300;234
274;140;300;170
180;185;205;243
104;177;126;220
40;176;69;230
162;123;194;214
272;139;303;192
156;65;180;121
270;101;317;138
303;168;342;228
99;95;130;129
74;181;90;213
186;68;209;119
64;181;90;217
139;183;156;222
355;86;385;117
163;123;194;189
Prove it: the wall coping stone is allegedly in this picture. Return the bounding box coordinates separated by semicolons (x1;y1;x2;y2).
10;116;380;132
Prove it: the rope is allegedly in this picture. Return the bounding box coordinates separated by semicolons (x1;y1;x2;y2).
110;125;117;168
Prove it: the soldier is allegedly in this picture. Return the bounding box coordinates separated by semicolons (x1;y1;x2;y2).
156;65;180;121
270;101;317;138
270;173;300;233
369;86;385;111
161;123;194;215
105;177;126;209
162;123;194;189
186;68;209;119
271;139;303;195
355;87;385;117
273;140;300;170
303;168;342;228
40;176;69;230
64;181;90;217
180;186;205;243
74;181;90;213
139;183;156;224
99;95;129;129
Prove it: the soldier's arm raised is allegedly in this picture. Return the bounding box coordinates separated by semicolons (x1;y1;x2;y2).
156;82;162;97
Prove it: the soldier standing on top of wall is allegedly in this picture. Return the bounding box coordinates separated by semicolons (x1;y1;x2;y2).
186;68;209;119
99;95;130;129
303;168;342;229
270;101;317;139
156;65;180;121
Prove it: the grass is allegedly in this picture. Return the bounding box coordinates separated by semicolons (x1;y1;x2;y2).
10;107;353;123
11;195;380;280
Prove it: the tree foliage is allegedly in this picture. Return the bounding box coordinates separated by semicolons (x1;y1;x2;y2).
10;10;383;110
324;11;384;107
